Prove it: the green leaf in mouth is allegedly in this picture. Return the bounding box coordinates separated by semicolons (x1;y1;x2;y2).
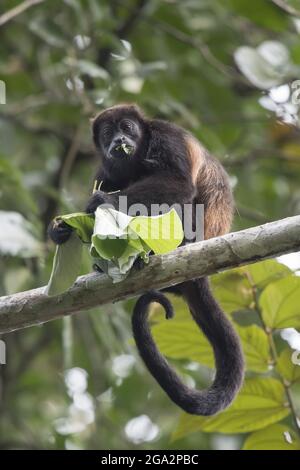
115;143;134;155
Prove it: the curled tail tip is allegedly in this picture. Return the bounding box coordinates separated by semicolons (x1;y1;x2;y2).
133;290;174;321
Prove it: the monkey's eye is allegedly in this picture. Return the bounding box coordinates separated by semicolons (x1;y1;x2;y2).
120;119;134;133
101;126;113;142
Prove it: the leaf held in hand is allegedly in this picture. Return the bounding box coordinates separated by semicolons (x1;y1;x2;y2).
45;232;83;296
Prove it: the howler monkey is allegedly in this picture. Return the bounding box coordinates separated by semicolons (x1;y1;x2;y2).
48;104;244;416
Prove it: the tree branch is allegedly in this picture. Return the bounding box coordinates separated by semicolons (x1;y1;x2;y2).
0;216;299;334
271;0;300;17
151;19;239;80
0;0;45;27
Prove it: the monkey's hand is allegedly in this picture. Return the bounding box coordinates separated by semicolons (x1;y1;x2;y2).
133;257;146;271
85;190;116;214
48;218;73;245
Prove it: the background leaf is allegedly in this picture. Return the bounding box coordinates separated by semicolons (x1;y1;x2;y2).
242;259;292;288
173;378;290;439
242;424;300;450
211;270;253;313
259;276;300;329
0;211;41;257
152;318;271;373
276;348;300;384
236;325;271;372
152;320;214;367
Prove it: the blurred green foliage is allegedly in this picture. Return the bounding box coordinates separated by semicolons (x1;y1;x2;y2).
0;0;300;450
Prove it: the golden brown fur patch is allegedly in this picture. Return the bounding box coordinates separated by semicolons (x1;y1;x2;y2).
185;135;234;240
185;135;205;185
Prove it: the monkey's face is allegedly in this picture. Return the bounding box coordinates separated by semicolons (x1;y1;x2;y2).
96;117;142;161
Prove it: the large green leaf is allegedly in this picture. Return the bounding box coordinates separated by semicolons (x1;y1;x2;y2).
242;259;291;289
152;320;214;367
129;208;183;254
276;348;300;384
211;270;253;313
48;208;183;288
211;260;291;315
173;378;290;439
243;424;300;450
90;208;149;282
259;276;300;329
45;233;83;296
91;207;183;282
236;325;271;373
152;317;270;372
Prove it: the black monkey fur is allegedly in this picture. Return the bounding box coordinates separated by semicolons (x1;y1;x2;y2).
48;104;244;416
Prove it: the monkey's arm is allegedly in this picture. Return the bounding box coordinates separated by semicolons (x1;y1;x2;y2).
48;169;110;245
86;172;195;214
